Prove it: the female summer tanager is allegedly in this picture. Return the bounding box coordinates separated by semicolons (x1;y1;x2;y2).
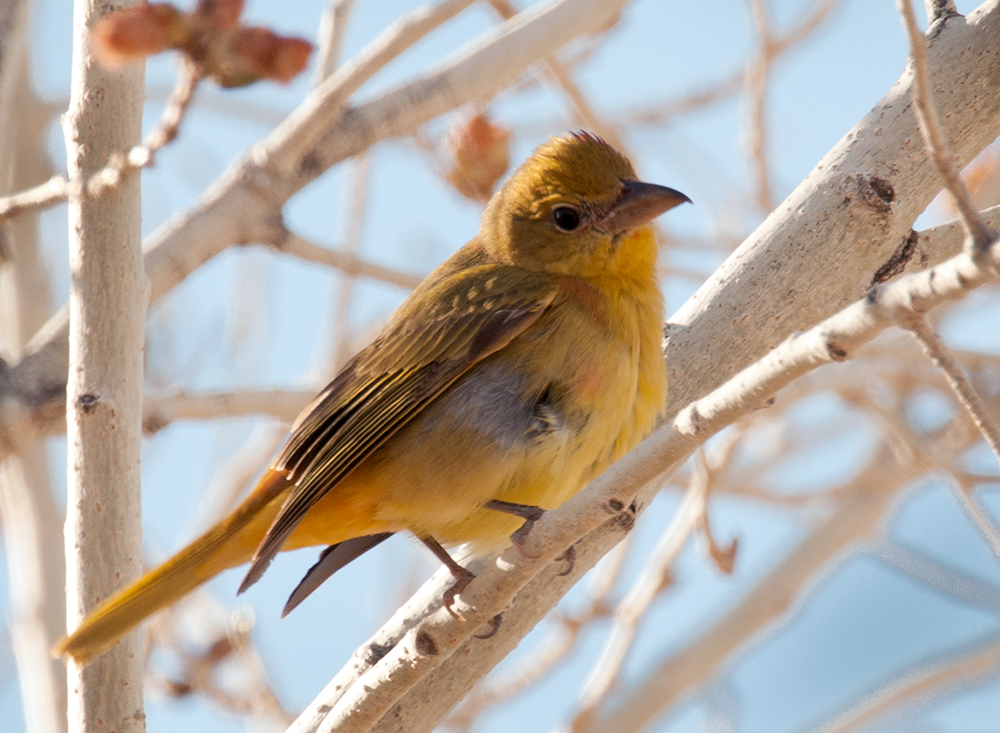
56;131;689;663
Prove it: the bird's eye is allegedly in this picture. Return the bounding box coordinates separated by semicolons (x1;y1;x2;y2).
552;206;581;232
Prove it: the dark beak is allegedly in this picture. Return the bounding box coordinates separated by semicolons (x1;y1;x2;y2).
595;181;691;236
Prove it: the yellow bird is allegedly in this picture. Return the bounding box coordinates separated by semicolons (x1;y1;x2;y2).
56;131;689;663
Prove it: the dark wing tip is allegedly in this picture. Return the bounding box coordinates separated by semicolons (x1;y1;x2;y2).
238;554;273;595
282;533;394;617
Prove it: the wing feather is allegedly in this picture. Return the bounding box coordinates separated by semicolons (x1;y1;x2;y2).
238;251;558;592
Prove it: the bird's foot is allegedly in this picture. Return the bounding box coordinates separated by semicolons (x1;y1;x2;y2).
486;499;545;559
442;566;475;621
421;535;477;621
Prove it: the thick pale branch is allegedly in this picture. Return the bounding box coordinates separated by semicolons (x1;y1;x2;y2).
63;0;148;729
666;4;1000;415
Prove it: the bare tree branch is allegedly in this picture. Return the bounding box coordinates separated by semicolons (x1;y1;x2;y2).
142;388;315;433
263;232;424;290
817;633;1000;733
62;0;148;730
0;3;67;732
0;60;201;223
314;0;356;86
897;0;998;251
666;4;1000;415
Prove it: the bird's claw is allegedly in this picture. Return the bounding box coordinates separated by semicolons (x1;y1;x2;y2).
443;568;475;621
555;545;576;576
474;612;504;639
510;519;542;559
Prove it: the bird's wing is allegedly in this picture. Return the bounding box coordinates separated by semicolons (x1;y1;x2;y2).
238;256;557;591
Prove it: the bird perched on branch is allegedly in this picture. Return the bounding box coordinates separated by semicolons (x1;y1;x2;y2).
56;131;689;664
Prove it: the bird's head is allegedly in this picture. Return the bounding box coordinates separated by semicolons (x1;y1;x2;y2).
481;132;689;281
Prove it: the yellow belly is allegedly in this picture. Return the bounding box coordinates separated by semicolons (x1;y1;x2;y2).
286;285;666;556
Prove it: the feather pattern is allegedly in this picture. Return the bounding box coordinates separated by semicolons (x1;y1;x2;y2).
239;255;558;592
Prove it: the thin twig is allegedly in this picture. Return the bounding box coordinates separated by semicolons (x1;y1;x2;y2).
0;60;201;223
948;474;1000;565
329;154;371;371
266;230;424;290
816;633;1000;733
484;0;624;149
314;0;357;86
569;460;708;731
744;0;775;212
904;316;1000;466
142;388;315;433
896;0;999;252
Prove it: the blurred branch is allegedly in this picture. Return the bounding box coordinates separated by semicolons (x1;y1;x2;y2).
948;473;1000;564
265;230;424;289
0;59;201;223
870;542;1000;615
314;0;356;85
569;460;709;731
145;586;293;728
329;153;371;370
627;0;840;126
0;4;67;732
484;0;624;149
185;424;287;536
817;633;1000;733
900;317;1000;565
592;450;924;733
744;0;775;212
142;388;315;433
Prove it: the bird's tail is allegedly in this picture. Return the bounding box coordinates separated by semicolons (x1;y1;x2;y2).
54;469;291;664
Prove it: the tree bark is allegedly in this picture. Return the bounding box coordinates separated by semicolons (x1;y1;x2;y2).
62;1;147;731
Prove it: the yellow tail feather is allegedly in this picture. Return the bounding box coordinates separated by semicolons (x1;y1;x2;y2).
54;471;290;664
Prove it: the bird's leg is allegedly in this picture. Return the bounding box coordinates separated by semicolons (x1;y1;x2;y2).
420;536;474;620
486;500;576;574
485;499;545;558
